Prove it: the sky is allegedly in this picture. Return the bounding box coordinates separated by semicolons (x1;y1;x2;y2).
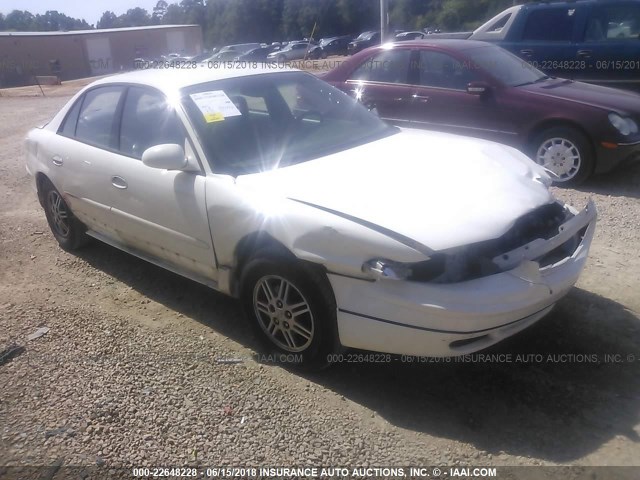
0;0;162;26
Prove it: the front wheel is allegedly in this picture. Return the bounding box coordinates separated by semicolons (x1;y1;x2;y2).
529;127;594;186
240;253;339;369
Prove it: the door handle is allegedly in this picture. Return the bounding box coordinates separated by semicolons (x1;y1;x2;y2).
412;94;430;102
577;49;593;59
111;176;128;189
520;49;534;58
52;155;63;166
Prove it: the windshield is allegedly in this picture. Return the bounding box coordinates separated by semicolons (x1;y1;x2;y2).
181;71;395;175
356;32;374;40
467;45;548;87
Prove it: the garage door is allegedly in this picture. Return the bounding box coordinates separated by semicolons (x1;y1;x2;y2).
85;37;112;76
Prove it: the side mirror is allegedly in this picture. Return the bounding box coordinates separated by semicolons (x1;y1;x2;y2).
467;81;491;96
142;144;187;170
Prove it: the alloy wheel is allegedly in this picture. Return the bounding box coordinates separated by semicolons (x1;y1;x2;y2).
535;137;582;182
47;190;70;238
253;275;314;352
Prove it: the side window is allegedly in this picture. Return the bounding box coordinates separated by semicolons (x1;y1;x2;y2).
416;51;480;90
349;50;412;84
601;5;640;40
488;13;512;33
119;87;185;159
75;86;124;149
522;8;577;42
58;97;83;137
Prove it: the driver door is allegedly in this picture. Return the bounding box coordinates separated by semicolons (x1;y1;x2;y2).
107;86;217;283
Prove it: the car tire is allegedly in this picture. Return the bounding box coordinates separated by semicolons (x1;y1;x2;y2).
529;127;594;186
277;54;287;64
240;250;339;370
41;179;90;251
321;51;328;59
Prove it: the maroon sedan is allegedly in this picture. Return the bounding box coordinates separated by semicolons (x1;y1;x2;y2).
323;40;640;185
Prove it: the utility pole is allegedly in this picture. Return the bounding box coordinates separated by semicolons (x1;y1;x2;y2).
380;0;388;43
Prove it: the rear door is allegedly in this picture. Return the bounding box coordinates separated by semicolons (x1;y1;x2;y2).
577;1;640;88
342;48;414;125
501;5;583;80
53;85;125;235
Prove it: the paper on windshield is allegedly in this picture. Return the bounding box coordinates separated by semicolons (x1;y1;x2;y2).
190;91;242;123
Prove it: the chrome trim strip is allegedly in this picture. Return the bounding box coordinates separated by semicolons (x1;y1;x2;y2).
338;305;551;335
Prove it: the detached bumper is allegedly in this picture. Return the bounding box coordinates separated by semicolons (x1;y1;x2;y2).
596;140;640;174
329;201;597;357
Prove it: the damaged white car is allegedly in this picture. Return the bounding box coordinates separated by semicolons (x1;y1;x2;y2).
25;68;597;367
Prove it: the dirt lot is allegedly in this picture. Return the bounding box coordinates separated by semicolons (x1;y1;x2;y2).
1;79;639;471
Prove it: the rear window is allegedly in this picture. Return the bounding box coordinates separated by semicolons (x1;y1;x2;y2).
58;97;83;137
349;49;412;84
75;86;124;149
585;5;640;41
522;8;577;42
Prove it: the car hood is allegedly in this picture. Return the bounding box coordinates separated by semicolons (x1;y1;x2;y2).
521;79;640;113
236;129;554;252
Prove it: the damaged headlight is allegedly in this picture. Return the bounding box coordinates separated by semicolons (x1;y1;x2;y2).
362;253;500;284
362;259;411;280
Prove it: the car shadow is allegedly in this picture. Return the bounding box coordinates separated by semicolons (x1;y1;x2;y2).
76;243;640;463
573;161;640;199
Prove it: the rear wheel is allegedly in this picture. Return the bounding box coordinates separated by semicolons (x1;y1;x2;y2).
240;251;339;369
41;179;90;251
529;127;594;186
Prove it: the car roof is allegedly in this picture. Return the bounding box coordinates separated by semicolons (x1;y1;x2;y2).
388;39;494;50
88;66;298;95
522;0;605;8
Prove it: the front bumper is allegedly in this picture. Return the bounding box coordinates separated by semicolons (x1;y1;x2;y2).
595;140;640;174
328;201;597;357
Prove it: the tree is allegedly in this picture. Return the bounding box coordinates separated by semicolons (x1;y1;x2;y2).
152;1;169;24
97;11;118;29
32;11;91;31
121;8;151;27
163;3;186;25
0;13;6;31
4;10;36;31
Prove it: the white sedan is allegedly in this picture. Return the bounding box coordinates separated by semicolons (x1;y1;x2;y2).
25;67;597;368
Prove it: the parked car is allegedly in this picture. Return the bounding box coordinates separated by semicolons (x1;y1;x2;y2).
323;39;640;185
266;42;322;62
395;31;427;41
429;0;640;91
233;46;274;62
347;31;381;55
25;67;596;367
318;36;353;57
207;43;262;62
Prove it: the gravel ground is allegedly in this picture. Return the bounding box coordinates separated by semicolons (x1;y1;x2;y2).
1;81;639;471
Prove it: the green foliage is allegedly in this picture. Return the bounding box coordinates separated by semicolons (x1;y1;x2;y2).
1;0;520;44
96;7;151;28
2;9;91;31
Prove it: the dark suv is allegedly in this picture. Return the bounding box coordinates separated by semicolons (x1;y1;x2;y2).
467;0;640;90
347;31;381;55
